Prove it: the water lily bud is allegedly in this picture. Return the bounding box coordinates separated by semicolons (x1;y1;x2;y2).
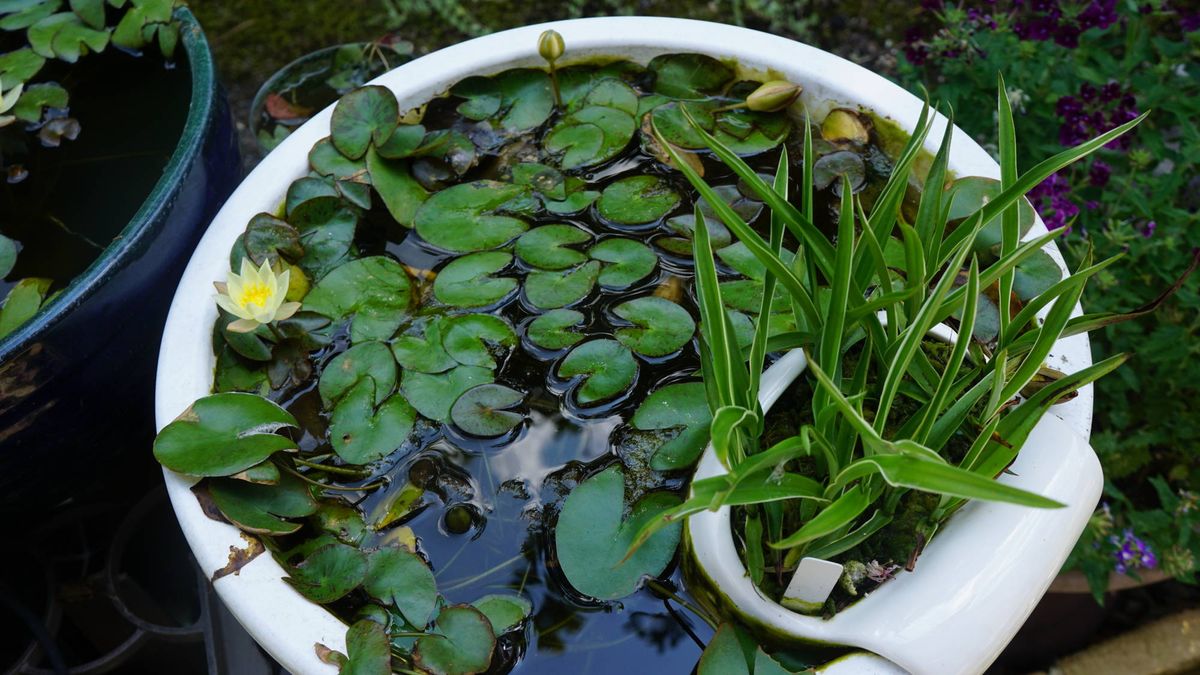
745;80;802;112
538;30;565;63
821;108;870;144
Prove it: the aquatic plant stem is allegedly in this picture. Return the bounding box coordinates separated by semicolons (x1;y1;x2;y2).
643;579;718;630
274;460;386;492
291;456;372;478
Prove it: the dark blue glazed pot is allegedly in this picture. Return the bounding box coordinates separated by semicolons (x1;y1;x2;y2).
0;9;240;508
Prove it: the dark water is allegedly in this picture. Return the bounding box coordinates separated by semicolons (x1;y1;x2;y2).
0;48;192;301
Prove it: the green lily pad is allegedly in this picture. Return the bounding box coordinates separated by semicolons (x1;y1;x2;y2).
613;296;695;357
558;339;637;405
433;252;517;308
511;162;567;200
309;137;369;182
367;149;428;228
728;310;755;351
647;53;734;99
588;238;657;289
554;465;683;600
295;205;357;281
341;619;390;675
208;471;318;535
598;176;681;226
319;341;397;407
1012;249;1062;301
313;502;368;546
363;547;438;628
329;378;417;465
524;260;600;309
154;393;298;477
471;594;532;634
401;365;494;422
697;623;792;675
214;344;269;395
544;104;637;169
450;384;525;437
0;235;17;278
515;225;591;270
391;318;457;374
452;68;553;132
651;101;789;155
812;151;866;192
0;277;50;339
659;214;732;257
946;176;1036;252
375;123;426;159
241;213;302;267
698;183;764;223
411;129;479;176
441;314;516;368
544;177;601;215
284;542;368;603
304;257;412;342
27;11;110;63
631;382;713;470
719;279;787;313
331;85;399;159
415;181;532;252
413;605;496;675
527;309;586;350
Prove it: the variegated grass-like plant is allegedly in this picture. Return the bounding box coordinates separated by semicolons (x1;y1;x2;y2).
631;76;1147;608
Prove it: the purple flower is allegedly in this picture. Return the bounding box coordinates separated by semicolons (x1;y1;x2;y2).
1143;220;1157;238
1028;172;1079;231
1110;529;1158;575
1056;82;1139;151
1089;160;1112;187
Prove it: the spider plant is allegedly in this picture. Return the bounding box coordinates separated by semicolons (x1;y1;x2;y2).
629;78;1146;608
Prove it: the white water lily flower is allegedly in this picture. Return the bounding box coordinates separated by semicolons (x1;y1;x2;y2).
214;258;301;333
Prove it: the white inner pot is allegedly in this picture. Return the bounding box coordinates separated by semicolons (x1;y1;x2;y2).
155;16;1098;675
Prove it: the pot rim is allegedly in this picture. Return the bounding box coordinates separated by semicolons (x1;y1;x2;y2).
155;16;1096;674
0;7;218;363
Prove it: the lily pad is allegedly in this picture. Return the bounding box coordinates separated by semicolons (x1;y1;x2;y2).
0;235;16;278
415;181;532;252
442;314;516;368
329;378;417;465
812;151;866;192
527;309;586;350
471;594;532;634
309;137;369;182
698;183;764;223
515;225;591;270
401;365;494;422
597;176;681;226
284;542;368;603
367;149;428;228
613;296;696;357
511;162;567;200
304;257;412;342
647;53;734;99
374;122;427;158
208;471;318;535
631;382;713;470
411;129;479;176
659;214;732;257
331;85;399;159
544;177;601;215
341;620;390;675
295;205;358;281
588;238;658;289
154;393;298;477
319;341;397;406
452;68;553;132
242;213;302;266
524;260;600;309
558;339;638;405
651;101;789;155
363;547;438;627
0;277;48;339
946;176;1036;252
450;384;525;437
554;465;683;600
433;252;518;308
413;605;496;675
391;319;457;374
1012;249;1062;301
544;104;637;169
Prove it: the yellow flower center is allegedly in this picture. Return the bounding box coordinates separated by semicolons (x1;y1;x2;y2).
239;282;272;310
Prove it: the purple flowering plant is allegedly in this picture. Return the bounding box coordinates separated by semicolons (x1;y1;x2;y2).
898;1;1200;600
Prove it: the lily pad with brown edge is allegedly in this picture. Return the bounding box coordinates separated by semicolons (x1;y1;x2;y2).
208;470;318;535
391;318;457;374
558;339;637;406
527;309;586;350
553;465;683;600
330;85;399;159
413;604;496;675
309;137;369;183
515;224;591;270
339;619;390;675
588;238;657;289
363;547;437;628
597;176;681;226
367;149;428;228
647;53;734;99
631;382;713;470
471;594;532;634
544;104;637;170
303;256;412;343
945;176;1036;253
613;296;695;357
330;377;417;465
441;314;516;368
415;181;532;253
433;252;518;308
401;365;495;423
284;541;368;604
524;260;600;310
318;341;396;407
450;384;525;437
153;393;298;478
451;68;554;133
